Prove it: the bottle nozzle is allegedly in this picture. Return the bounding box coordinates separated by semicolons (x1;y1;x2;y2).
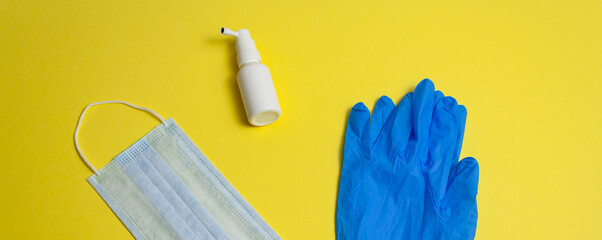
220;27;239;37
220;27;260;67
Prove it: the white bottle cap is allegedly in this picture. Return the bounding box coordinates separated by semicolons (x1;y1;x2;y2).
221;27;281;126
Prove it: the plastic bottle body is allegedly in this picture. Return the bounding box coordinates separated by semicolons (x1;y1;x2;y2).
237;62;281;126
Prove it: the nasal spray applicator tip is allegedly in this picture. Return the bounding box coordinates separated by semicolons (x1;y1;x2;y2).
220;27;239;37
220;27;281;126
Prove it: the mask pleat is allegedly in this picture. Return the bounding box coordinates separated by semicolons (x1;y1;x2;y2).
167;124;280;239
124;153;202;240
142;145;231;239
90;159;181;240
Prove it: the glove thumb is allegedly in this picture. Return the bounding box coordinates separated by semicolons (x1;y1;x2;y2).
447;157;479;200
437;157;479;239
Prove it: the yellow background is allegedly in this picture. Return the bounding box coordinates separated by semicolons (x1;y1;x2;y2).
1;0;601;239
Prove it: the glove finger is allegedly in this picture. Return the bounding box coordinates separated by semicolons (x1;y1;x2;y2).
441;157;479;239
433;90;444;107
406;79;435;166
371;92;412;168
438;98;467;179
344;102;371;162
425;96;464;203
447;157;479;200
453;104;467;164
370;96;395;147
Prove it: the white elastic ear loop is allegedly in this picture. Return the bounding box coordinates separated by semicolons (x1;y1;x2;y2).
74;101;166;174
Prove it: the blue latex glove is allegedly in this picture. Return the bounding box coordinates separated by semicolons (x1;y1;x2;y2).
336;79;479;239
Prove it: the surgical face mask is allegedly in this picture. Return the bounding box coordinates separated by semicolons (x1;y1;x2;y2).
74;101;281;240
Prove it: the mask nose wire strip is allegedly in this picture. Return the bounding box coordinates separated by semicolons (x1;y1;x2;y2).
74;101;167;174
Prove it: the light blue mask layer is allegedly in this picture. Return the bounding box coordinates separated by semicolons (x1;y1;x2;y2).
88;118;280;240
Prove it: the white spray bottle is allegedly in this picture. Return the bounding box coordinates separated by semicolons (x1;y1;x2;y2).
221;27;281;126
